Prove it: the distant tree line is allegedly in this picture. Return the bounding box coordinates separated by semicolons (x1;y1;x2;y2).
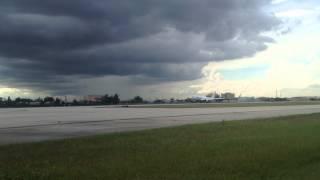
0;94;147;108
0;96;68;107
256;97;288;102
2;92;316;108
121;96;144;104
102;94;120;105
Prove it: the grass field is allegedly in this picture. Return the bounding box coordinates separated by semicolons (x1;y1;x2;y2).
1;113;320;179
132;101;320;108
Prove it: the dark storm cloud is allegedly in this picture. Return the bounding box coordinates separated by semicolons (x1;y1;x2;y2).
0;0;280;93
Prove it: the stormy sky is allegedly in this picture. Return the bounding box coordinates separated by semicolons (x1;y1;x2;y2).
0;0;319;98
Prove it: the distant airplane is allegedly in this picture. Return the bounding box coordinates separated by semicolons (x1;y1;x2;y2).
191;95;224;102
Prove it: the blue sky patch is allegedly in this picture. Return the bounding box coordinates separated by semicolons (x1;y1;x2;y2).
220;65;270;80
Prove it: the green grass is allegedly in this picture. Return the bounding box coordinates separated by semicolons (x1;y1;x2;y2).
1;114;320;179
132;101;320;108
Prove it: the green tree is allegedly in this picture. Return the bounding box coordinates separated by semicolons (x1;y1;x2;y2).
55;98;61;105
113;94;120;104
102;94;110;105
72;99;79;105
44;97;54;103
7;96;12;105
131;96;143;104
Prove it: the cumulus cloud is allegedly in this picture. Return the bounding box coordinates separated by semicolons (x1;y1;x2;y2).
191;20;320;98
0;0;280;94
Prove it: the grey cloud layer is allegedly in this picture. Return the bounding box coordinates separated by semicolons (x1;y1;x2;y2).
0;0;280;93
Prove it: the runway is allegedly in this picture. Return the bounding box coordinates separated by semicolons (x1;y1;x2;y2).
1;105;320;145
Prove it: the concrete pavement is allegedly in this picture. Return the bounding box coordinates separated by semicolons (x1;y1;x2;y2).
1;105;320;145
